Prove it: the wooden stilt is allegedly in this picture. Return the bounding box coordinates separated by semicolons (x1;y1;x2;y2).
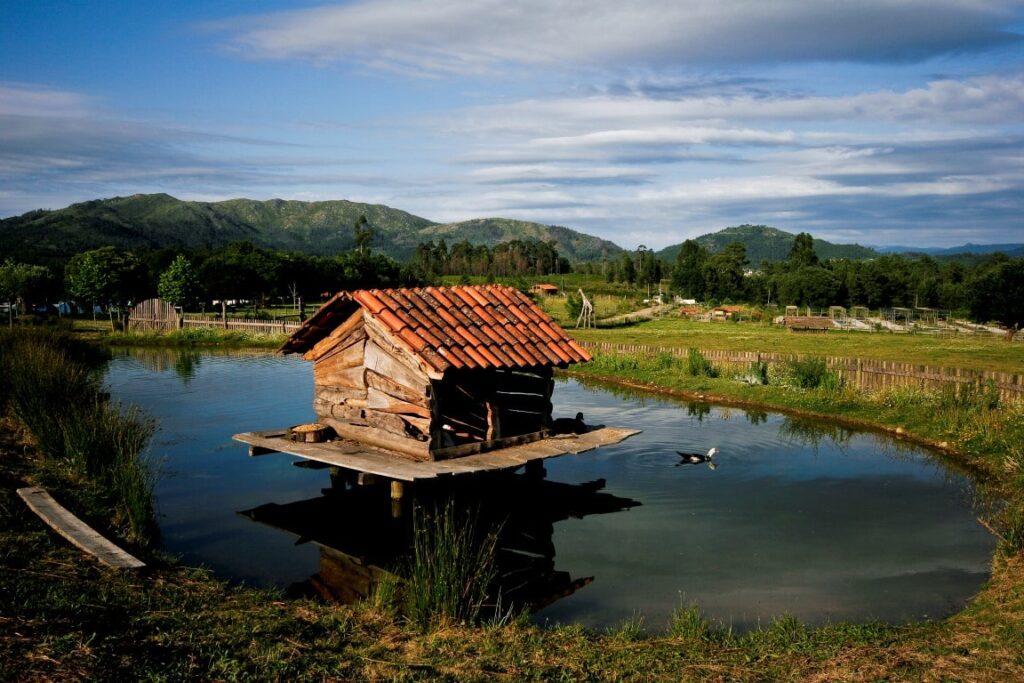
390;480;405;518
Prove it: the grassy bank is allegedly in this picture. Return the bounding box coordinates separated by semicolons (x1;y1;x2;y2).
70;319;288;349
2;335;1024;680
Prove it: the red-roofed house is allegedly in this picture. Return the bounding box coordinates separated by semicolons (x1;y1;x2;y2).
281;285;592;461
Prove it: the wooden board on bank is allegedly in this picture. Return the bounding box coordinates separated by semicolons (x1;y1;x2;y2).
16;486;145;570
233;427;641;482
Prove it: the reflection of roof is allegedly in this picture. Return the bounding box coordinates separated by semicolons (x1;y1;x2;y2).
281;285;591;374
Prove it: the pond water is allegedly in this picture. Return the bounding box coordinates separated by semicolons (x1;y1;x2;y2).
104;348;995;631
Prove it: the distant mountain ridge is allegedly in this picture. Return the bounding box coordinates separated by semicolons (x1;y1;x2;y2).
874;243;1024;257
0;193;622;262
656;225;879;264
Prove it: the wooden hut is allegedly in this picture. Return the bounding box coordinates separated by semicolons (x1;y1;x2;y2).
280;285;592;462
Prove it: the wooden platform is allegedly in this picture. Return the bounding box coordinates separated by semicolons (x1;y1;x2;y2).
232;427;641;482
16;486;145;570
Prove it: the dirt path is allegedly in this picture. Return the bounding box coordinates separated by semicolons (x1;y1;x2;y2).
599;303;674;324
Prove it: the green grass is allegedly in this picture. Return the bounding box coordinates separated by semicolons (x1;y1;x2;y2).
0;326;159;545
571;316;1023;374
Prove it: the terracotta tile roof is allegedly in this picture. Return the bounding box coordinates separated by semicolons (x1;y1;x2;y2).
281;285;592;376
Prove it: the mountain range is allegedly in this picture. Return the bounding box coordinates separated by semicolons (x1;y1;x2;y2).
1;194;1016;265
874;243;1024;257
0;193;621;263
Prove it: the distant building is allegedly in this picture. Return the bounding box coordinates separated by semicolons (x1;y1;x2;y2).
711;305;744;320
530;283;559;296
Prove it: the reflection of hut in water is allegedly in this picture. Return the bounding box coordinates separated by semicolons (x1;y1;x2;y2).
279;285;593;461
240;472;640;612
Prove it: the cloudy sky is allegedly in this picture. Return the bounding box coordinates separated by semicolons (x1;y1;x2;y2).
1;1;1022;249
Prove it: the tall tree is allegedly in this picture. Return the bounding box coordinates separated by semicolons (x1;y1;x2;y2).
671;239;708;299
158;254;202;308
0;260;51;325
353;214;373;256
787;232;819;269
968;258;1024;341
702;242;748;301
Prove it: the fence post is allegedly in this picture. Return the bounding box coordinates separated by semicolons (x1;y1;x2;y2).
221;301;227;329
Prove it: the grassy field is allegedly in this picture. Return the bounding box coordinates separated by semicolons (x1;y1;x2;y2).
564;316;1023;374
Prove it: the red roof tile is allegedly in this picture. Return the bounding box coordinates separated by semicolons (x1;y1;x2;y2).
281;285;589;375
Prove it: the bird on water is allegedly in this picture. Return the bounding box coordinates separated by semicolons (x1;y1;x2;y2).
676;447;719;468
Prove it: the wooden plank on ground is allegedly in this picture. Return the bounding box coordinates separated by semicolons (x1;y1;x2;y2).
16;486;145;570
232;427;641;482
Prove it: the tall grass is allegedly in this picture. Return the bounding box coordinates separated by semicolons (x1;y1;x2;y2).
0;326;159;545
686;348;719;378
403;500;500;631
787;356;843;390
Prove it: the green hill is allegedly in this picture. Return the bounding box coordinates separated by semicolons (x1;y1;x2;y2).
0;194;621;263
656;225;879;264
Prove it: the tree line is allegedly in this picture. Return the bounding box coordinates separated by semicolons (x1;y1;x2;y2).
411;239;572;279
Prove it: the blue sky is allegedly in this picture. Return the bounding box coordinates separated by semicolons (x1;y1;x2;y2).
1;1;1022;250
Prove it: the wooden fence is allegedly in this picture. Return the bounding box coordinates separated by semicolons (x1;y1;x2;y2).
578;340;1024;402
127;298;179;333
128;299;302;336
181;315;301;335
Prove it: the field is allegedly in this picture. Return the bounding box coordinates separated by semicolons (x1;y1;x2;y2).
567;316;1022;375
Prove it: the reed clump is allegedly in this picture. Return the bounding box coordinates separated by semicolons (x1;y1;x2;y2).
0;326;158;545
402;500;500;631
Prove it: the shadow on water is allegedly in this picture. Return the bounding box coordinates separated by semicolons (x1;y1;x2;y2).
239;468;640;616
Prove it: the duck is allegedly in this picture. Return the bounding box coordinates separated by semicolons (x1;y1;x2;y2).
551;412;587;435
675;447;719;467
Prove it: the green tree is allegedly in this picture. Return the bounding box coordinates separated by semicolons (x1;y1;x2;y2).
968;258;1024;341
620;251;637;286
671;240;708;299
702;242;747;300
157;255;202;309
0;260;51;325
65;251;110;320
354;214;373;256
65;247;146;327
787;232;819;269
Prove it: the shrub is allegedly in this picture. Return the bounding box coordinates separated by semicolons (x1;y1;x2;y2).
787;356;842;390
749;360;769;385
686;348;719;378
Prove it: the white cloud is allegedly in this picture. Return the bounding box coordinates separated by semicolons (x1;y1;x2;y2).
212;0;1023;76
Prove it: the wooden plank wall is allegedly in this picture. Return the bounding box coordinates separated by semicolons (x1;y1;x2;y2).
311;309;434;461
579;340;1024;402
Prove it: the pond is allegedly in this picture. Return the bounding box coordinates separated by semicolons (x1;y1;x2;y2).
104;348;995;631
